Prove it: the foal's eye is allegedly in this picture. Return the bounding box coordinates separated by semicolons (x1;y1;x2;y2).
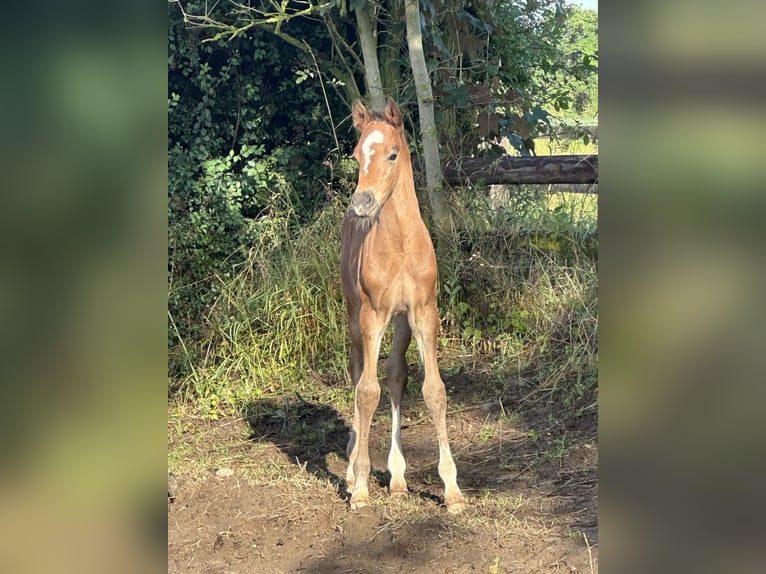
388;152;399;162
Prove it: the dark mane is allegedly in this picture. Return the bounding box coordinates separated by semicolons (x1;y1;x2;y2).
367;108;390;125
345;206;379;233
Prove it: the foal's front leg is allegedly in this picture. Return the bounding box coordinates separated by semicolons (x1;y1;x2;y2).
345;317;363;493
411;303;466;513
348;309;386;510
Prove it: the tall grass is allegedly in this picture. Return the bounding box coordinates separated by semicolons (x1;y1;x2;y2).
168;182;598;419
439;185;598;410
168;191;350;418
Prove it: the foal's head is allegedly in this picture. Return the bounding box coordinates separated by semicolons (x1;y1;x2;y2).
350;98;410;219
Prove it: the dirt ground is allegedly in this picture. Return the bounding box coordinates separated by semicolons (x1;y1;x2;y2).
168;373;597;573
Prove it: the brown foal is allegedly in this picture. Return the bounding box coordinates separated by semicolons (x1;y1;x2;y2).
340;98;465;513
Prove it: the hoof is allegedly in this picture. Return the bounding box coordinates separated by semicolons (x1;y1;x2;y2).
349;498;369;510
446;496;466;514
389;478;408;497
446;501;466;514
349;490;369;510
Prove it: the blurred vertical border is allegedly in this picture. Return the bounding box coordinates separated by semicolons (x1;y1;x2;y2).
0;2;167;573
600;1;766;573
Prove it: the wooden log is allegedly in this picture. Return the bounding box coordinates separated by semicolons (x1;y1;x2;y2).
444;154;598;186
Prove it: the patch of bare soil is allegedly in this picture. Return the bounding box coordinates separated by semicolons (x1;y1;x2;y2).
169;375;597;573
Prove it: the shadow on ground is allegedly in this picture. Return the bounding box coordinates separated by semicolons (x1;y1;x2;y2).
243;397;352;501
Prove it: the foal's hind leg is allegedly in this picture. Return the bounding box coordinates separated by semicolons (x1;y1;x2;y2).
411;303;466;513
386;314;411;497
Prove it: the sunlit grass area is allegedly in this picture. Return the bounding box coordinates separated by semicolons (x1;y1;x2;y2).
534;135;598;156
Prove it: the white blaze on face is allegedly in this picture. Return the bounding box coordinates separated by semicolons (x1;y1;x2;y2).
361;129;384;175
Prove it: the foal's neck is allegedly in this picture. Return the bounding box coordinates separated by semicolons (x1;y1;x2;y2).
375;171;426;253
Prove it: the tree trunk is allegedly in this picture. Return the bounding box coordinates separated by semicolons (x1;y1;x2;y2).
403;0;450;231
354;4;385;109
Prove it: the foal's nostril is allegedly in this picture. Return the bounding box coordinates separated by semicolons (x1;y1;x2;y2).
352;191;374;208
351;191;376;215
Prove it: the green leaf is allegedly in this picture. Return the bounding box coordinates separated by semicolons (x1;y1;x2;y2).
443;84;471;107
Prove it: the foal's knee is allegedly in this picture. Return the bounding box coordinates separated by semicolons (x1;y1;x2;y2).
356;377;381;412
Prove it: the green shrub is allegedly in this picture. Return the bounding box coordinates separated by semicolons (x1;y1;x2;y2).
167;5;350;357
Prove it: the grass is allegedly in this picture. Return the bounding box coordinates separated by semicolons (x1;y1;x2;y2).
168;194;351;419
439;184;598;413
168;177;598;423
534;131;598;156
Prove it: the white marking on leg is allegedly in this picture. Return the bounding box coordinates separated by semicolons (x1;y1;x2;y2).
388;402;407;490
361;129;384;175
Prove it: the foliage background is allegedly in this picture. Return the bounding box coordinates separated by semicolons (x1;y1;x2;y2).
167;0;599;419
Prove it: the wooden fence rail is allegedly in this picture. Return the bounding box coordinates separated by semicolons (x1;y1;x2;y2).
443;154;598;186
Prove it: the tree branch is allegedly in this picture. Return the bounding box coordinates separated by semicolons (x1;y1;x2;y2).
174;0;331;47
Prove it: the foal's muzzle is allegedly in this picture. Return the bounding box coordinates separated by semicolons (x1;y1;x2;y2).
351;190;377;217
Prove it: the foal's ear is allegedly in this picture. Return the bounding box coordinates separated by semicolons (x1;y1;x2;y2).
384;97;404;129
352;99;370;132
